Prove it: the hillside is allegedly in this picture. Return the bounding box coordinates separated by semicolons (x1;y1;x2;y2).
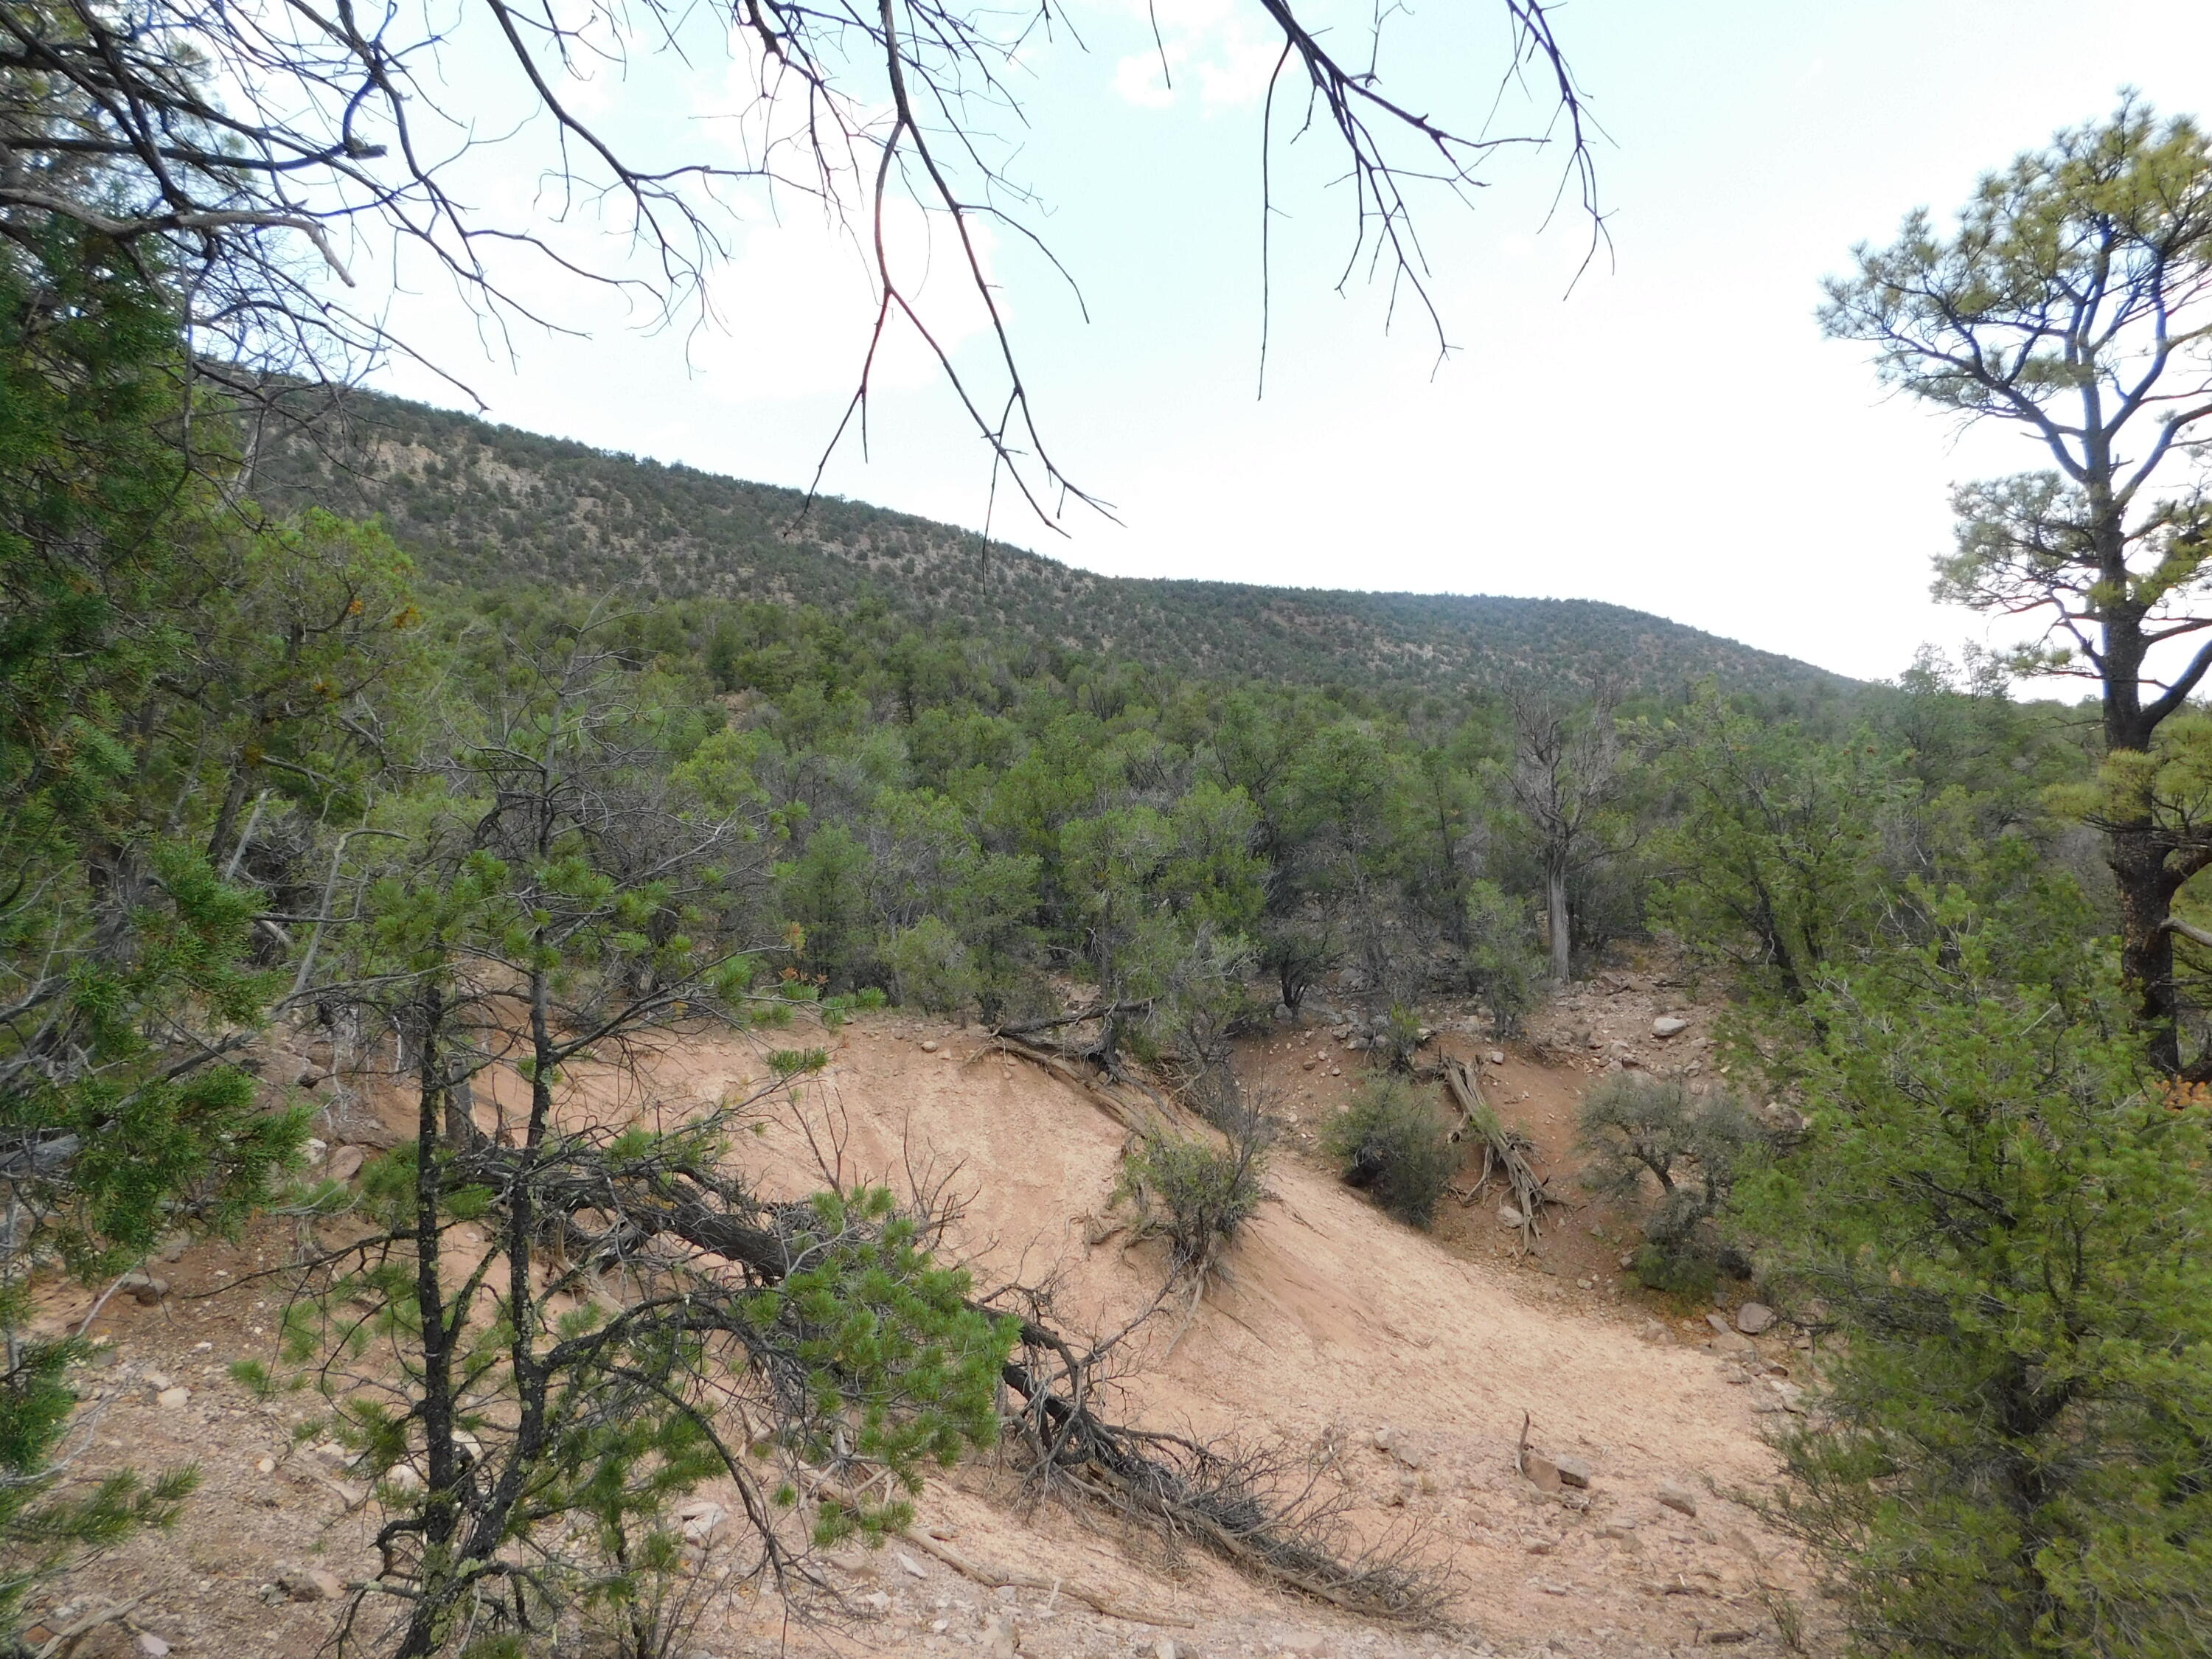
247;388;1846;699
26;979;1834;1658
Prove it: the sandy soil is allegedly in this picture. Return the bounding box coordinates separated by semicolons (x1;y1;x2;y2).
20;967;1834;1659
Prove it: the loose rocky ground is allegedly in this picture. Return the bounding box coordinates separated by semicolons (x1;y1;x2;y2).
21;955;1836;1659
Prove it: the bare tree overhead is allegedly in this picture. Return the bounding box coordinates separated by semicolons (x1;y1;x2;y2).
0;0;1599;521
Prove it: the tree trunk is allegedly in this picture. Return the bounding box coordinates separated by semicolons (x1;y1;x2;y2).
1545;863;1571;985
2110;821;2184;1076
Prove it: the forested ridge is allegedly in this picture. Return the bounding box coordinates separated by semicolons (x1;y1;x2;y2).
246;386;1846;700
7;2;2212;1652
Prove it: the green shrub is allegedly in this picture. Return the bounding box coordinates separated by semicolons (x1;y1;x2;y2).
1576;1074;1761;1291
1117;1129;1267;1276
1324;1077;1456;1228
884;916;978;1015
854;987;889;1010
1743;891;2212;1658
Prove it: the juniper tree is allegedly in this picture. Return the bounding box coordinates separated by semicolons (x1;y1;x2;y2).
1742;878;2212;1658
283;635;1012;1657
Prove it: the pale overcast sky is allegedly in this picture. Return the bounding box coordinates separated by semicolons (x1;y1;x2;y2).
364;0;2212;683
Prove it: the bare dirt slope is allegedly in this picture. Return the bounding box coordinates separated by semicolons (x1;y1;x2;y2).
25;987;1830;1659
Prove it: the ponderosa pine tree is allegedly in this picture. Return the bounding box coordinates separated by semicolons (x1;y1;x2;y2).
1822;96;2212;1073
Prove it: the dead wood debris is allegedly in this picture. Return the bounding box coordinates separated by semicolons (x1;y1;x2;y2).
1443;1057;1558;1253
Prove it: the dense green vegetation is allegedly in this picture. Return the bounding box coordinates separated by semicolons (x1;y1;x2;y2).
246;386;1850;702
6;27;2212;1655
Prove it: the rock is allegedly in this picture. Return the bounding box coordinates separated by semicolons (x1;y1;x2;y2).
984;1611;1020;1658
155;1385;190;1409
295;1065;327;1088
118;1271;169;1305
143;1368;173;1391
1521;1452;1565;1493
136;1635;172;1658
1273;1002;1295;1023
279;1567;346;1601
1488;1049;1507;1065
1735;1301;1775;1335
1619;1251;1638;1270
675;1499;725;1540
1553;1454;1592;1489
1388;1437;1430;1472
919;1039;939;1053
1652;1016;1689;1038
1497;1203;1526;1230
1151;1640;1178;1659
1655;1480;1700;1517
327;1144;368;1183
894;1549;928;1579
303;1137;327;1163
1711;1329;1755;1355
384;1464;424;1495
860;1590;891;1618
1639;1318;1669;1343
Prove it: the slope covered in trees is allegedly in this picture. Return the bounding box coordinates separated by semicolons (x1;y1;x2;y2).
246;389;1845;700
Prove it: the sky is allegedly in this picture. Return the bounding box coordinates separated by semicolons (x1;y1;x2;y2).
360;0;2212;684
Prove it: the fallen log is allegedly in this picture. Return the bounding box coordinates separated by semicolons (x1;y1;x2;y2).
1442;1057;1555;1253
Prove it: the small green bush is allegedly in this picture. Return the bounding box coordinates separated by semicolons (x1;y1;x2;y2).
1324;1076;1456;1228
1576;1073;1759;1290
854;987;889;1010
1118;1130;1267;1275
884;917;978;1015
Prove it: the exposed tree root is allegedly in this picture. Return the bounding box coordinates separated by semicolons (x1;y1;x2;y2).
1444;1057;1557;1253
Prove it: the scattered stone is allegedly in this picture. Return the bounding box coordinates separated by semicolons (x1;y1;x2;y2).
279;1568;346;1601
1488;1049;1506;1065
1521;1452;1565;1494
118;1271;169;1305
1388;1436;1430;1471
1523;1536;1557;1554
1301;1057;1318;1071
894;1549;928;1579
256;1455;276;1475
1652;1016;1689;1038
1639;1318;1669;1343
860;1590;891;1618
1273;1002;1295;1023
919;1040;939;1054
142;1371;172;1391
136;1635;171;1658
1736;1301;1775;1335
155;1386;190;1410
1497;1203;1526;1230
1655;1480;1700;1517
1705;1312;1733;1335
295;1065;328;1088
327;1144;368;1183
384;1464;425;1495
1619;1251;1638;1270
1711;1329;1756;1355
1151;1640;1178;1659
984;1611;1020;1658
1552;1454;1592;1489
675;1499;725;1540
